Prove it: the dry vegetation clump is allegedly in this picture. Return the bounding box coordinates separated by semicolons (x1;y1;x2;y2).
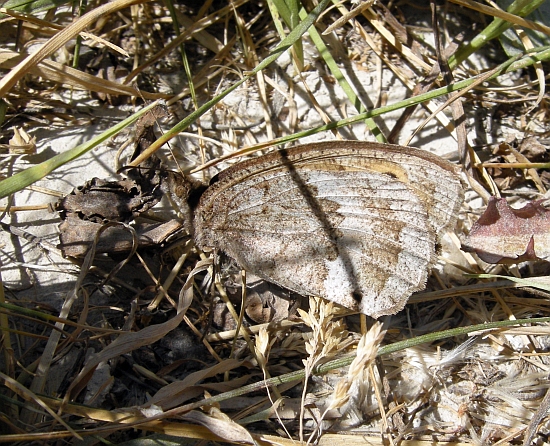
1;0;550;445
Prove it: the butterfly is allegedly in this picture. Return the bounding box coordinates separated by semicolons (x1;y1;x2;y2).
192;141;464;318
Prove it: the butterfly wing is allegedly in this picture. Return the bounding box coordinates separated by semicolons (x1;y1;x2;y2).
194;142;463;318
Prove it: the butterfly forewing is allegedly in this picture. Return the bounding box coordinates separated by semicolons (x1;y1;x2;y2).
194;141;463;318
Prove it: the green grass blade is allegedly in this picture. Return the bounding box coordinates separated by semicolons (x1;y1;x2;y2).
246;46;550;148
0;100;161;199
449;0;546;69
0;0;69;18
470;274;550;293
130;0;332;167
299;7;384;141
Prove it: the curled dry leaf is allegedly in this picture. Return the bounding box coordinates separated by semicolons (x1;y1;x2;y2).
8;127;36;154
55;105;184;257
462;197;550;264
145;359;244;410
182;410;255;444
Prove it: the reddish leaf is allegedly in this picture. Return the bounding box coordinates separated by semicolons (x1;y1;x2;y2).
462;197;550;264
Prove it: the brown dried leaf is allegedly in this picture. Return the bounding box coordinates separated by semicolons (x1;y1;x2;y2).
8;127;36;154
462;197;550;264
58;218;182;257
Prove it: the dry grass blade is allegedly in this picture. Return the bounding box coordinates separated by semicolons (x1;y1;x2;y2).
3;0;550;444
19;223;109;424
523;387;550;446
65;309;189;398
449;0;550;35
480;162;550;169
147;359;244;409
123;0;249;84
0;0;143;97
515;27;546;108
0;7;130;56
0;371;81;439
322;0;376;35
181;410;256;445
0;49;168;99
66;265;194;401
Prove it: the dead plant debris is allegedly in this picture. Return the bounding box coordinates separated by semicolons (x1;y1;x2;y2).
1;1;550;445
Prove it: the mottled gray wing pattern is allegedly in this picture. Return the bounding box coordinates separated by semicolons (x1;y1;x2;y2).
194;141;463;318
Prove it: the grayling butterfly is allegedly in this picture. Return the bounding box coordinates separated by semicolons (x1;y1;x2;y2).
190;141;463;318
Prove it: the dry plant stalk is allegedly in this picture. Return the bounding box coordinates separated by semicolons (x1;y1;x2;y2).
253;326;292;439
298;297;347;442
254;326;271;373
311;322;385;443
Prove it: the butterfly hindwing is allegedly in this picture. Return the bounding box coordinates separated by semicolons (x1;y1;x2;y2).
194;141;463;318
